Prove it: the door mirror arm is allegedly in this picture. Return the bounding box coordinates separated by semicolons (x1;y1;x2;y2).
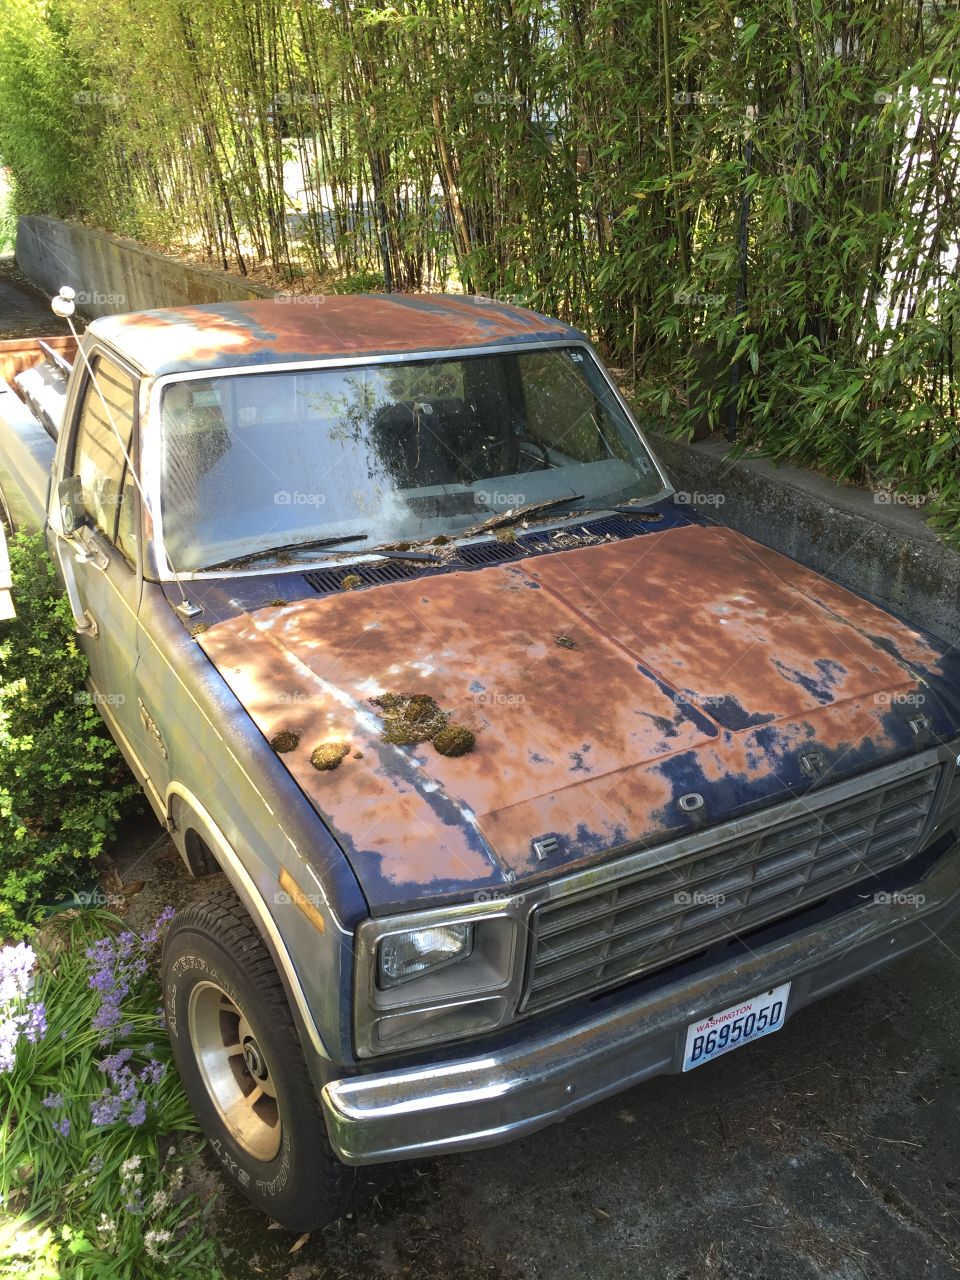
57;475;86;536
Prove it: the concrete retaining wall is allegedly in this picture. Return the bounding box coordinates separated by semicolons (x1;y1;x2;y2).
650;432;960;650
15;216;276;317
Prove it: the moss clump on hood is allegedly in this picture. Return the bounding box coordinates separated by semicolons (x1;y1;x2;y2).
371;692;448;746
432;724;476;757
311;741;351;771
270;729;300;753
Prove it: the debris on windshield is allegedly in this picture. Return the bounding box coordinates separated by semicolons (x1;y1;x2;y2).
266;598;288;607
554;634;578;650
311;742;351;771
615;503;664;521
421;540;460;565
432;724;476;757
372;692;447;746
340;574;362;591
270;729;300;753
494;527;517;544
545;527;609;551
189;622;209;637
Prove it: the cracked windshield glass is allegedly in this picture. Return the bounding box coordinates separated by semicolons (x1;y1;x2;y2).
159;344;663;570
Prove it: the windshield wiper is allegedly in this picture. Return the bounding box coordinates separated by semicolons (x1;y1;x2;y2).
203;533;369;572
367;547;444;564
611;502;665;519
461;494;586;538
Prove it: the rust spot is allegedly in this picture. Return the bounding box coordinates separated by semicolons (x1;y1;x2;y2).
311;742;351;771
270;729;300;753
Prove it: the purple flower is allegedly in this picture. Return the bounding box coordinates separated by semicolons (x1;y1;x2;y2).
98;1047;133;1078
54;1116;71;1138
90;1094;123;1127
42;1093;64;1109
23;1004;46;1042
141;907;175;950
118;1071;139;1103
127;1099;147;1127
139;1059;165;1086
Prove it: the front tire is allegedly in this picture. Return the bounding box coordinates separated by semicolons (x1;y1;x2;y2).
162;889;359;1230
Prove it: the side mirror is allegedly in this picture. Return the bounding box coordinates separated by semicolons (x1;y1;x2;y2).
58;475;85;535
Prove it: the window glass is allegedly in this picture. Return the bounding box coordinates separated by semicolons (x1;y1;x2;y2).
115;466;139;562
73;356;136;549
159;347;662;571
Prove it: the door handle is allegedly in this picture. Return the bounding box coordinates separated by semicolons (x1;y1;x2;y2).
72;530;110;571
53;531;99;637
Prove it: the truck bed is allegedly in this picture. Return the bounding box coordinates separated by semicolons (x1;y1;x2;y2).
0;334;77;387
0;336;74;532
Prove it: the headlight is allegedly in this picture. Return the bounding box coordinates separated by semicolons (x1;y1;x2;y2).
354;902;527;1057
379;924;473;987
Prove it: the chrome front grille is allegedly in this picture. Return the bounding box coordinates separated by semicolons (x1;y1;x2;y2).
524;761;943;1013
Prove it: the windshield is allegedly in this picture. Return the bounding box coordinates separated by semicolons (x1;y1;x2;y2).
157;344;664;571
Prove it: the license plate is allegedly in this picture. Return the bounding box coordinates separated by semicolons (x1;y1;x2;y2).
682;982;790;1072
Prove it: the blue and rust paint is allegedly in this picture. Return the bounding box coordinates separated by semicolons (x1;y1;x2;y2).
191;522;960;915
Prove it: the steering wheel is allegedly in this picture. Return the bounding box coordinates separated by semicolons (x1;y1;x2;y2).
459;433;552;479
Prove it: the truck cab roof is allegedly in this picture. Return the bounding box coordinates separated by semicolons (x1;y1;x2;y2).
87;294;587;377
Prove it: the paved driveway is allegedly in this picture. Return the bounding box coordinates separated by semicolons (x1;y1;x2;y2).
0;257;71;339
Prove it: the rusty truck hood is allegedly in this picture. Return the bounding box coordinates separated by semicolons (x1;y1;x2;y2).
197;524;958;913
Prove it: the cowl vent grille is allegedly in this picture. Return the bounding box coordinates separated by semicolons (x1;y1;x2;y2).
303;514;650;596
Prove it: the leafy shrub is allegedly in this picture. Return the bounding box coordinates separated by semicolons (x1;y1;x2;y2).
0;909;221;1278
0;531;141;938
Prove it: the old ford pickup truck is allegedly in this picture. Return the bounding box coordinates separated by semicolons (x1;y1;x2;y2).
1;292;959;1230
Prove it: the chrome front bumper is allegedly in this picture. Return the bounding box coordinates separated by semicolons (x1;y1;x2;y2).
321;835;960;1165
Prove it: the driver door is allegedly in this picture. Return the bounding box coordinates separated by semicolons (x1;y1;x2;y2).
56;349;147;773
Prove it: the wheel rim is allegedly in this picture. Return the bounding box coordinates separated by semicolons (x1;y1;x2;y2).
186;980;281;1162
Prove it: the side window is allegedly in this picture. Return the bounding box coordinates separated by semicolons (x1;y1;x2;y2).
72;355;137;556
